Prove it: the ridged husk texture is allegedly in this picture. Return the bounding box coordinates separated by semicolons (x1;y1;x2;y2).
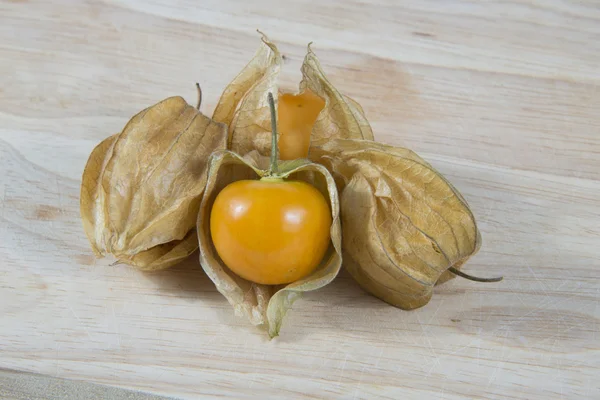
80;33;483;336
80;97;227;270
197;150;342;337
311;139;481;309
214;35;481;312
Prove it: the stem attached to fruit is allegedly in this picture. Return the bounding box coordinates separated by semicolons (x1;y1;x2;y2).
267;92;279;176
448;267;503;283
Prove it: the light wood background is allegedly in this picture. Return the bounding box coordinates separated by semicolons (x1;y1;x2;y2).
1;1;599;399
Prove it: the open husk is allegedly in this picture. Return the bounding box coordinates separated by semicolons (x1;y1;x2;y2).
80;96;227;270
214;35;484;312
197;150;342;337
213;35;373;158
310;139;481;309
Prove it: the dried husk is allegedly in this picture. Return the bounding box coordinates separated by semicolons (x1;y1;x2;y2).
310;139;481;309
300;45;374;144
214;35;483;311
212;34;282;157
197;150;342;337
213;35;373;158
80;96;227;270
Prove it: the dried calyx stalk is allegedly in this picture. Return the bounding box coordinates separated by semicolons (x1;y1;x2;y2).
81;90;227;270
214;34;501;312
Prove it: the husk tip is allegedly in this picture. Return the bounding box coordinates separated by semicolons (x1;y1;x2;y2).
257;29;271;45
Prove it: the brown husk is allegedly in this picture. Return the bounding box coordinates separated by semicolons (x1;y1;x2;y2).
310;139;481;309
80;96;227;270
80;32;484;336
212;34;282;158
214;35;482;312
300;45;374;144
197;150;342;337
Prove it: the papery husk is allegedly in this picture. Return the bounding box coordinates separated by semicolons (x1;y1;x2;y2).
300;45;374;144
197;150;342;337
310;139;481;309
212;33;282;157
213;35;373;158
80;96;227;270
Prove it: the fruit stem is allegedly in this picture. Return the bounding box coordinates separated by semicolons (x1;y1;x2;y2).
448;267;503;283
195;82;202;110
267;92;279;175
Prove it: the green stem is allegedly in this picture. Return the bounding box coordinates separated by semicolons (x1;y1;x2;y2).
448;267;503;283
267;92;279;175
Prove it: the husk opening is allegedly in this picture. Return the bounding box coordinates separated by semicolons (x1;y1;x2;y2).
197;150;342;337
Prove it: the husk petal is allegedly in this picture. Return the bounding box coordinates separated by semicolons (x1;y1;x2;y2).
197;150;342;337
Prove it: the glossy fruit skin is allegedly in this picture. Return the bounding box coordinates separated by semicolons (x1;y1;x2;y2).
278;90;325;160
210;179;332;285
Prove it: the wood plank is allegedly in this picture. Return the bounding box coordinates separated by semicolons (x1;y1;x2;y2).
0;368;175;400
1;1;599;399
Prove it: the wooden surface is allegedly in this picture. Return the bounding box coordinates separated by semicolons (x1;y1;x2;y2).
0;368;172;399
1;1;599;399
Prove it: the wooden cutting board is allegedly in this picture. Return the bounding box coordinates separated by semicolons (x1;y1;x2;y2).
1;1;598;399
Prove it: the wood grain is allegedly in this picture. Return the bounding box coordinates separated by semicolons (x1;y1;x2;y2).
0;368;174;399
1;1;599;399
